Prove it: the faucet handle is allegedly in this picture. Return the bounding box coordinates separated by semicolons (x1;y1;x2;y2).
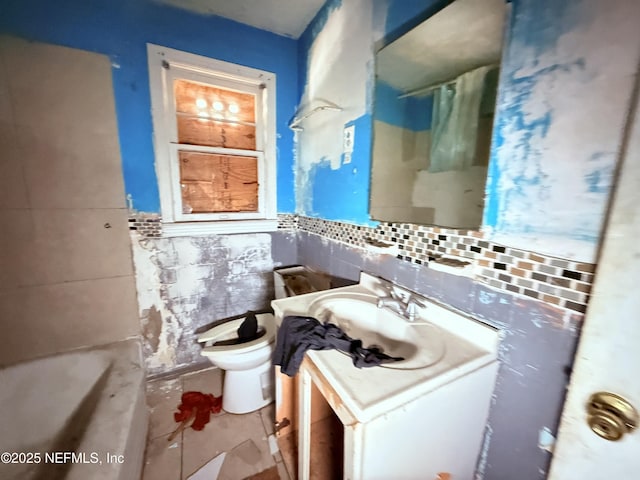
381;284;402;301
405;296;426;321
407;296;425;308
393;286;414;303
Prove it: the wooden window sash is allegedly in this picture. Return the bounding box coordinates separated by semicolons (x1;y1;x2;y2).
163;66;266;221
147;43;277;232
168;143;265;222
165;66;265;152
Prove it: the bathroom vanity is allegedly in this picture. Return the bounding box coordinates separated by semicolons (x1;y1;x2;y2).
271;273;500;480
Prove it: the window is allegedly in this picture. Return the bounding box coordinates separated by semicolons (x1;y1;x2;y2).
147;44;277;235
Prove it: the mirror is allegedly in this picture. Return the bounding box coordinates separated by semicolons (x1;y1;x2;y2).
370;0;507;228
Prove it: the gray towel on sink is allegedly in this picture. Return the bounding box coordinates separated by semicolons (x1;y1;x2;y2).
272;315;404;377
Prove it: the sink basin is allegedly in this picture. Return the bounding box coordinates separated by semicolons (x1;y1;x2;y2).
307;292;445;370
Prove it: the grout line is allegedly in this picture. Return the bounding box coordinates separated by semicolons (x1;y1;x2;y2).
0;273;134;292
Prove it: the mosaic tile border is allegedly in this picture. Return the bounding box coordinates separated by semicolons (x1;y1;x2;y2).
129;212;298;238
277;213;299;230
128;213;162;237
127;213;593;313
295;215;594;314
128;213;297;237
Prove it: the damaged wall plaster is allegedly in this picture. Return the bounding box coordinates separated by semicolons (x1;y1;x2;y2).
131;232;296;375
484;0;640;263
295;0;381;225
293;0;445;224
0;0;299;214
291;14;635;476
297;0;640;263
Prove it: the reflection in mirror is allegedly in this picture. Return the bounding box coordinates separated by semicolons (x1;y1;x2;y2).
371;0;507;228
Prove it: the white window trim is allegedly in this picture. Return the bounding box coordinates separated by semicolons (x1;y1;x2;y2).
147;43;278;236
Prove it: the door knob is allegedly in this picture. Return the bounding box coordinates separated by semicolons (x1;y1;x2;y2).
587;392;638;441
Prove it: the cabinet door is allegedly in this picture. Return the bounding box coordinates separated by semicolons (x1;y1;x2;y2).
275;367;336;438
275;367;296;438
298;363;345;480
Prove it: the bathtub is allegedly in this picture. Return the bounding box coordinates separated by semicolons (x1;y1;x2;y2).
0;339;148;480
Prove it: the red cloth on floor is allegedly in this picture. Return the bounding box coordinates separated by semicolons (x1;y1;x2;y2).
174;391;222;431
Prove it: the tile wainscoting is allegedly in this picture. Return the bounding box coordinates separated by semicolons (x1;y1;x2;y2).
128;214;162;237
128;213;594;314
284;215;593;314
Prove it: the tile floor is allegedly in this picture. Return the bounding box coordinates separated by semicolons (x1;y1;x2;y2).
142;367;291;480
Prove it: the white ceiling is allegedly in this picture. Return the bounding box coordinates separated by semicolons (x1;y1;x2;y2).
155;0;326;39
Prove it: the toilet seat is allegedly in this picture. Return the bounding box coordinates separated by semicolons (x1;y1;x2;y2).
198;313;276;356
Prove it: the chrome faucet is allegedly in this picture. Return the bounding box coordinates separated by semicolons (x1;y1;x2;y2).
376;286;426;322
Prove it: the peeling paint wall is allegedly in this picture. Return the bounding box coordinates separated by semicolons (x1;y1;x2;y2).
0;0;304;379
484;0;640;262
293;0;640;477
295;0;376;225
131;231;297;375
0;0;298;214
293;0;446;225
298;0;640;262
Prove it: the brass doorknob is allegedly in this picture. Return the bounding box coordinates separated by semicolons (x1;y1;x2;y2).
587;392;638;441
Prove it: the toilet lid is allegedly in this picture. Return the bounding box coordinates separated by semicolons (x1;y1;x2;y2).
198;313;276;355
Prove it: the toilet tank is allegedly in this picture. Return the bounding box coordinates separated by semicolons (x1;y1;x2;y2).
273;265;355;299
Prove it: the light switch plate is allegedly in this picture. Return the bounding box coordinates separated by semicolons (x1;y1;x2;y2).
343;124;355;153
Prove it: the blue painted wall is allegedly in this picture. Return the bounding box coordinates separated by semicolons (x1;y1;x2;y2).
295;0;441;226
309;114;373;220
484;0;585;233
298;0;637;262
482;0;638;262
0;0;298;214
374;81;433;131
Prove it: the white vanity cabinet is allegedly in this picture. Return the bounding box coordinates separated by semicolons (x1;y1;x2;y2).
298;354;498;480
272;273;500;480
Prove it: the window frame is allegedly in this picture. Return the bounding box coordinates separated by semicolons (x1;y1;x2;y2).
147;43;278;235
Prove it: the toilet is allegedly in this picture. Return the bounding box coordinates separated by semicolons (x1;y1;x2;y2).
197;313;276;414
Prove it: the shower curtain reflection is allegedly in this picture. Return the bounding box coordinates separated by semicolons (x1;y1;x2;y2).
429;65;492;173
